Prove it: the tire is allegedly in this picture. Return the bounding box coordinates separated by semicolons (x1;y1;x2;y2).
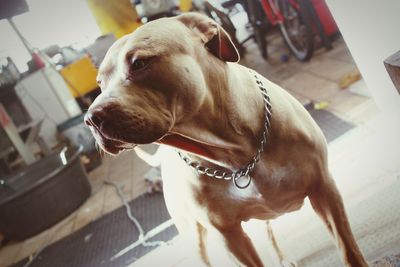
277;0;314;61
248;0;268;58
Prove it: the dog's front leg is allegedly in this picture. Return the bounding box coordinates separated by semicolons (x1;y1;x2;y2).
210;223;264;267
196;222;212;266
308;174;368;267
267;221;296;267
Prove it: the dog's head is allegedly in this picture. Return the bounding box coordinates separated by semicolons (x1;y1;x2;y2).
84;13;239;155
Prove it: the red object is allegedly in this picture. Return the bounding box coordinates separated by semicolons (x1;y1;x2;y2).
0;105;11;127
32;52;45;69
260;0;286;26
311;0;339;36
158;134;212;159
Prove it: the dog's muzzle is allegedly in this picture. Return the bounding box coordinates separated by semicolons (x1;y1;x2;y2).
84;102;169;154
84;108;133;154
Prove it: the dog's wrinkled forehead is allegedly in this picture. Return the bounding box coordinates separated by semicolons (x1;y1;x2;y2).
98;18;191;81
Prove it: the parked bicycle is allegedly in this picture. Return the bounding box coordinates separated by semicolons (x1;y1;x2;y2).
254;0;313;61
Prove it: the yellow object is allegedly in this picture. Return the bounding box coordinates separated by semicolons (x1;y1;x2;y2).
313;101;329;110
180;0;193;12
60;56;98;98
86;0;142;39
339;69;361;89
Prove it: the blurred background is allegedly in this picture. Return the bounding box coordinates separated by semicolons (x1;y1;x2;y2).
0;0;399;266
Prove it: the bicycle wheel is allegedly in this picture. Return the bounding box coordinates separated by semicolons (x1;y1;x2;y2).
247;0;268;59
277;0;314;61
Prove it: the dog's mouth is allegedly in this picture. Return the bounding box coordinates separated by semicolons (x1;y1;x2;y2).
94;127;235;167
93;127;214;158
87;110;171;155
87;108;229;159
91;126;137;155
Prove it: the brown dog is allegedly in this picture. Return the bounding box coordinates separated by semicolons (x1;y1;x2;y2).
85;13;367;267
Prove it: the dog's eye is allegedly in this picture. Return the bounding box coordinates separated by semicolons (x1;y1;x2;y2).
130;58;148;72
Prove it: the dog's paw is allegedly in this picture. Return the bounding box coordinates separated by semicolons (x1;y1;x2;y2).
281;260;297;267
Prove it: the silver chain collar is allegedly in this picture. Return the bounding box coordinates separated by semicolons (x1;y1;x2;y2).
178;71;272;189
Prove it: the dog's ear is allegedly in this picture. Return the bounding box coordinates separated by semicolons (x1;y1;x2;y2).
178;12;240;62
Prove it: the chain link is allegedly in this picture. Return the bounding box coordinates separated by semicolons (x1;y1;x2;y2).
178;71;272;189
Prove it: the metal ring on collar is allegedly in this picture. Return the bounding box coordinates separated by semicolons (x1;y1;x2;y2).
233;175;252;189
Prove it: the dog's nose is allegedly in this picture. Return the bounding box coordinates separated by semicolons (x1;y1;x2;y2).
84;111;102;128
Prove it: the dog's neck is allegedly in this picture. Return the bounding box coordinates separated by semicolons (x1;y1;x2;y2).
163;57;266;169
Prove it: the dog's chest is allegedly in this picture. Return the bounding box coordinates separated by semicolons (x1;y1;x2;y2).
161;149;307;222
227;164;298;200
261;162;307;202
255;162;304;192
199;162;307;221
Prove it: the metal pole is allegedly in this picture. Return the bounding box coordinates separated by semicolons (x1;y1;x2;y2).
7;17;34;56
7;17;72;118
